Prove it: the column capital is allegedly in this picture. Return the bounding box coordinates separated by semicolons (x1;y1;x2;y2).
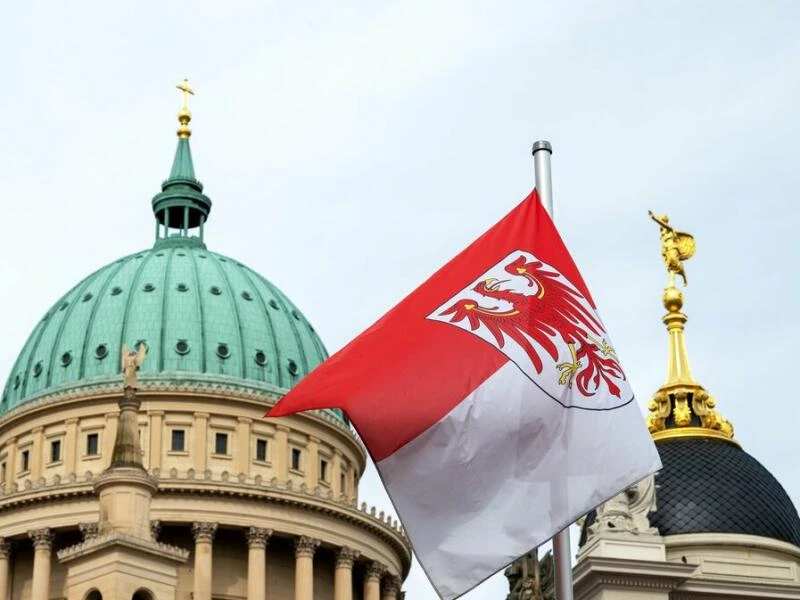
237;416;253;425
192;522;218;542
28;528;53;550
64;417;79;425
0;538;10;558
294;535;320;558
276;424;291;433
148;410;165;417
78;522;99;541
335;546;360;569
150;520;162;541
383;574;401;595
365;560;386;582
246;526;273;549
194;412;210;420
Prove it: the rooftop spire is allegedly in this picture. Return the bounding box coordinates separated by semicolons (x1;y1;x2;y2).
645;212;736;445
151;79;211;247
176;78;194;138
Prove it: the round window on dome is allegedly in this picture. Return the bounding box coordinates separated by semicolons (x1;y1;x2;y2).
135;340;148;354
61;352;72;367
13;375;20;389
254;350;267;366
143;283;155;292
269;299;279;310
210;286;222;296
95;344;108;360
176;340;190;355
59;302;69;311
33;361;43;377
291;309;300;320
176;283;189;292
82;292;93;302
216;343;230;359
156;252;164;257
110;286;123;296
177;252;186;257
287;359;298;376
241;291;253;301
198;254;207;259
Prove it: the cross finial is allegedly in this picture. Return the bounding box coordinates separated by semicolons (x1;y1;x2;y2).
176;78;195;138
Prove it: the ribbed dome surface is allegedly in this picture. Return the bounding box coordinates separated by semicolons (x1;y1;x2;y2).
650;438;800;545
1;238;333;418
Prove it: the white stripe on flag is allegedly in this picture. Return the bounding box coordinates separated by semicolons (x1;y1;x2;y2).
377;361;661;600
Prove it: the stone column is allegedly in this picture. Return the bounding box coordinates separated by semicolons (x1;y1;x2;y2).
193;413;209;471
3;438;16;493
246;527;272;600
0;538;10;600
382;574;401;600
274;425;289;482
64;418;78;475
148;411;164;471
192;522;217;600
334;547;359;600
294;535;320;600
363;561;385;600
29;528;53;600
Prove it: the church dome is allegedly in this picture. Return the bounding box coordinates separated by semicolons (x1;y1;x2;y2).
0;241;331;418
0;105;339;422
651;438;800;545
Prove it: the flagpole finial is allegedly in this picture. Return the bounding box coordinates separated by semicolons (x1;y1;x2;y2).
532;140;552;155
646;212;735;446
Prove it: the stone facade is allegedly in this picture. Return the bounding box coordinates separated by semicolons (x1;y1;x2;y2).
0;386;410;599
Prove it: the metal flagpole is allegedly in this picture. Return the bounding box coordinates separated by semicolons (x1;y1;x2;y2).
532;139;574;600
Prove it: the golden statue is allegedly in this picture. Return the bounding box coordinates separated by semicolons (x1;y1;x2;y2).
121;343;147;390
648;211;695;286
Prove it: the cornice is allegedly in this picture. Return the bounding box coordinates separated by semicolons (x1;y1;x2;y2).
574;555;696;600
0;467;411;573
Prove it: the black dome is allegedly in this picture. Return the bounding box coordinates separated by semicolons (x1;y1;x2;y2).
650;438;800;544
581;438;800;546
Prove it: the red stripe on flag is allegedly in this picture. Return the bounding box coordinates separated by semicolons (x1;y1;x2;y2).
268;190;594;461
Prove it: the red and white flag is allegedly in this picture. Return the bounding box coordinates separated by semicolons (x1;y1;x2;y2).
268;190;661;599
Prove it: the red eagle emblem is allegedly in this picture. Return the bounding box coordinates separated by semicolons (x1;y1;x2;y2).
428;251;630;408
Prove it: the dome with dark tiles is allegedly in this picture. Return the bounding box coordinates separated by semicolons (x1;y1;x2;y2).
0;121;341;422
650;438;800;544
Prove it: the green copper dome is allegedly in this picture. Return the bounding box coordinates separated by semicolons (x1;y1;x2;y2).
1;117;339;422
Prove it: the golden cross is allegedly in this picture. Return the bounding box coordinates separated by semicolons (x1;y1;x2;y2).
176;78;194;111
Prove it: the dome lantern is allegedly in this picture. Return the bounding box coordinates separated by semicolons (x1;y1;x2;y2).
151;79;212;246
646;212;735;444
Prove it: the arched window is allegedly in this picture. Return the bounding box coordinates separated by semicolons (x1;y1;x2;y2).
85;591;102;600
132;590;154;600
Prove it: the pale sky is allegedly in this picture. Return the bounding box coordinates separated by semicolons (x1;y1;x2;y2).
1;2;799;598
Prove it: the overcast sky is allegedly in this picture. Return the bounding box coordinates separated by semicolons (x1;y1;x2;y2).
2;1;799;598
